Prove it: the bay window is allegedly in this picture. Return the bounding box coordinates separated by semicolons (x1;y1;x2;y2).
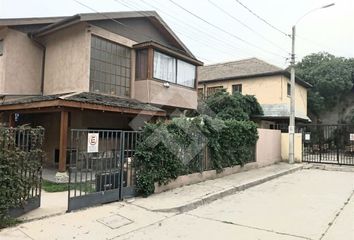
152;50;196;88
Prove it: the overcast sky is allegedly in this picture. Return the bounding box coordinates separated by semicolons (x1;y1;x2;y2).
1;0;353;68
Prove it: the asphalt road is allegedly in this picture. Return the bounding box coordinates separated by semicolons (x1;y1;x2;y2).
118;169;354;240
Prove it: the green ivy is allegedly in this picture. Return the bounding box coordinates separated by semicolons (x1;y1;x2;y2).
134;116;258;197
0;126;44;228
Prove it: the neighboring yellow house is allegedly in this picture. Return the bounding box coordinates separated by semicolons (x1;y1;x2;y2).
198;58;312;131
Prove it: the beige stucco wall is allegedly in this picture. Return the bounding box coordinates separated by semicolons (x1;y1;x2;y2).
0;27;43;95
199;75;308;116
256;128;281;167
135;80;198;109
280;75;308;117
281;133;303;162
43;23;91;95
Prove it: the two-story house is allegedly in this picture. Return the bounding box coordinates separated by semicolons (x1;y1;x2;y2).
0;11;203;175
198;58;312;130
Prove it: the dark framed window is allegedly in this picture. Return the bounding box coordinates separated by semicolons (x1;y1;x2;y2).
232;84;242;94
287;83;291;96
0;39;3;56
89;35;131;97
136;49;148;80
152;50;196;88
207;86;223;96
198;88;204;99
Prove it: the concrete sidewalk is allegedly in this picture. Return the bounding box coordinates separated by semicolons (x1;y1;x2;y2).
132;163;304;212
0;163;305;240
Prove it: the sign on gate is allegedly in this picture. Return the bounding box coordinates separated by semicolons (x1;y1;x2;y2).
87;133;99;153
305;133;311;141
350;133;354;141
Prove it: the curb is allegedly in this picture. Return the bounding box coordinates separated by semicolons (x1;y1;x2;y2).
152;164;305;213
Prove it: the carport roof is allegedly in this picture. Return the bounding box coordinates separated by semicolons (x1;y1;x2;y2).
0;92;165;116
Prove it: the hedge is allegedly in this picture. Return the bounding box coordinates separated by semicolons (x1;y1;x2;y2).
134;116;258;196
0;126;44;228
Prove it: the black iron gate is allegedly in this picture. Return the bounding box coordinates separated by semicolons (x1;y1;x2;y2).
298;124;354;166
67;129;140;211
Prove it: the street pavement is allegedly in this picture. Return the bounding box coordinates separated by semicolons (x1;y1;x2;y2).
1;165;354;240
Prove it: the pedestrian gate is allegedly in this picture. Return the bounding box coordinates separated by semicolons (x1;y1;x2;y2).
67;129;140;211
298;124;354;166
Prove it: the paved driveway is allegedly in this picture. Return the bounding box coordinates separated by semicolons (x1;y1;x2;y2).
119;169;354;240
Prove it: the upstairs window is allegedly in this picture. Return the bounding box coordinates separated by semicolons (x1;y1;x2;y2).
0;39;3;56
198;88;204;99
207;86;223;97
89;35;131;97
287;83;291;96
232;84;242;94
136;49;148;80
177;60;196;88
153;51;176;83
153;50;196;88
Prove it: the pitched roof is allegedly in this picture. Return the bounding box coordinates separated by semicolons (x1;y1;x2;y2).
0;11;196;59
198;58;312;88
0;92;165;116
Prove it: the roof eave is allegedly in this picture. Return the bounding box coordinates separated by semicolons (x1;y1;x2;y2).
199;70;312;88
133;41;203;66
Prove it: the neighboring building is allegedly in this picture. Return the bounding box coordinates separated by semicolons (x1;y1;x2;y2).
0;12;202;174
198;58;312;130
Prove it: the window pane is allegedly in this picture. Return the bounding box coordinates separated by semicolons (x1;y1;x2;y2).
177;59;196;88
207;86;223;97
90;35;131;96
153;51;176;83
232;84;242;94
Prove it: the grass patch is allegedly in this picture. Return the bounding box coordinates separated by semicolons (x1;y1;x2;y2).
42;180;68;192
42;180;96;193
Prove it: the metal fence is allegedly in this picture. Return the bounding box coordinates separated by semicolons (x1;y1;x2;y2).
298;124;354;165
67;129;140;211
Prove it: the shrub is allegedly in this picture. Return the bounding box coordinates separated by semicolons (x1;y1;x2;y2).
197;90;263;120
134;116;258;197
0;126;44;228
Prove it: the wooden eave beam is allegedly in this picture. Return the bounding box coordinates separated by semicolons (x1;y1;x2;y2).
0;99;166;117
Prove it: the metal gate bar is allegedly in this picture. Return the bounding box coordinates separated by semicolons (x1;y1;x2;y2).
67;129;141;212
298;124;354;166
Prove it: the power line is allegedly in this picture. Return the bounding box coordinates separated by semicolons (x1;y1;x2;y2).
168;0;287;59
115;0;246;63
233;0;289;37
72;0;157;43
116;0;287;67
208;0;289;54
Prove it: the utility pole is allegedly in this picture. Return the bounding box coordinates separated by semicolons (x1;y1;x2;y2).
288;3;334;164
289;26;296;164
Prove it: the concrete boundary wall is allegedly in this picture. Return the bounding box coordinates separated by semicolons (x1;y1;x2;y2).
154;162;258;194
256;128;282;167
154;128;283;193
281;133;302;162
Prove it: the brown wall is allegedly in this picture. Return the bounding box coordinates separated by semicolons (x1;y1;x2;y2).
0;27;43;95
134;79;198;109
43;23;91;95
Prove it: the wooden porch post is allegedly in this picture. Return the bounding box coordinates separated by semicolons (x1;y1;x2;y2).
58;111;69;172
8;113;15;127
